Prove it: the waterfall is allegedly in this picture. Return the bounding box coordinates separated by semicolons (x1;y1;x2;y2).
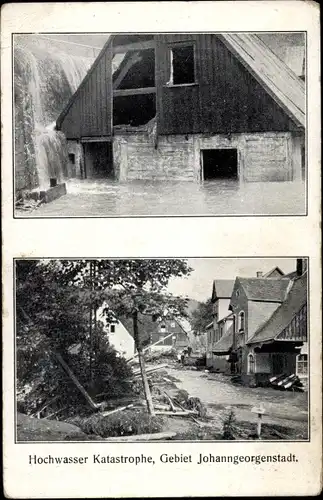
14;35;95;192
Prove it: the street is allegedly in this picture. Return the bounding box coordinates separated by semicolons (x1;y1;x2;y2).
166;367;308;438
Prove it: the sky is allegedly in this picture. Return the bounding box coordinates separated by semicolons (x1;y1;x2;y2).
167;258;297;302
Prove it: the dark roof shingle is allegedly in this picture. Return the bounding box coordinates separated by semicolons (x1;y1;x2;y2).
247;273;307;345
238;277;290;302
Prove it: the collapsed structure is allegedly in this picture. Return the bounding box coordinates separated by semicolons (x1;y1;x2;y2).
56;33;305;183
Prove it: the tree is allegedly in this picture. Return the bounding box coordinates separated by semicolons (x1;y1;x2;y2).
190;298;214;335
15;260;131;416
16;259;193;417
98;259;192;415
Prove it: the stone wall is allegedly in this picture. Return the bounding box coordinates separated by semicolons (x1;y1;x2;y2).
113;132;199;182
113;130;302;183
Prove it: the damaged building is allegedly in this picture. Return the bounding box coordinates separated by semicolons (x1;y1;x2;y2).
56;33;305;183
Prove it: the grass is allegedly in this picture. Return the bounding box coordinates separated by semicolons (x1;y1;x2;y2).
70;409;165;438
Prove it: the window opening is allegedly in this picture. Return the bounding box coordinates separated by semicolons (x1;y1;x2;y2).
68;153;75;164
170;45;195;85
239;311;245;332
202;149;238;180
297;354;308;376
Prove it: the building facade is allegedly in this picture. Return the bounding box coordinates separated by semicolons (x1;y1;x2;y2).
56;33;305;184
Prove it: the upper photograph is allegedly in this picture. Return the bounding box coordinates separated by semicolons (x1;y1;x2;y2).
13;32;306;218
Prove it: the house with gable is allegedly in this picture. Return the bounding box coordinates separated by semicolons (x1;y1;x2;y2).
120;312;189;354
96;304;136;359
206;279;234;369
56;33;305;184
228;259;308;387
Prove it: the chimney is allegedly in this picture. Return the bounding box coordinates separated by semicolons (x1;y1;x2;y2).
256;271;263;278
296;258;307;276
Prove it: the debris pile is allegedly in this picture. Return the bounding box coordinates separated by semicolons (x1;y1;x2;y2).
15;196;43;212
269;373;305;392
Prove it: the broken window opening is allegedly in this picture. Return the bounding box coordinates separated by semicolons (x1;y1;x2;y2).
170;44;195;85
113;94;156;127
113;49;155;90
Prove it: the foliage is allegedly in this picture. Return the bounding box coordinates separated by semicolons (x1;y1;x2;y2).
222;409;237;440
71;410;165;437
16;259;193;418
190;298;214;335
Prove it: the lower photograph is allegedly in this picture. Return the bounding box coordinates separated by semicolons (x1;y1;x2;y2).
15;257;309;443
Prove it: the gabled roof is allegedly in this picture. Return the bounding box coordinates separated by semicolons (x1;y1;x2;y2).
212;325;234;354
237;277;290;302
119;314;188;343
56;36;112;129
57;33;305;132
248;272;307;345
263;266;285;278
218;33;305;128
212;280;234;301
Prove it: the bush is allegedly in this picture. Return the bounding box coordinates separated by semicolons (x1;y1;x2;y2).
222;410;237;440
72;409;165;438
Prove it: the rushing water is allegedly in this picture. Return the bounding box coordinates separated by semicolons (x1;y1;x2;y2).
14;36;94;192
20;178;306;217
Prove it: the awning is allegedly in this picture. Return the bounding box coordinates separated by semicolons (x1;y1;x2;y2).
212;325;234;355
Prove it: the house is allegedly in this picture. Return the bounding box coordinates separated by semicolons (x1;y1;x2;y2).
120;313;189;353
206;279;234;369
56;33;305;184
228;259;308;387
152;317;189;351
96;305;136;359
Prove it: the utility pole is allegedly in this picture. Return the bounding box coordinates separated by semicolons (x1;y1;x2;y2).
132;309;155;416
89;260;93;384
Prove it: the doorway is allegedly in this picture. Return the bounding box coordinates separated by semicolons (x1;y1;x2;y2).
201;148;238;181
83;141;114;179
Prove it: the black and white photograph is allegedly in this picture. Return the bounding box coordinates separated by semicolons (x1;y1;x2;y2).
15;257;308;443
14;32;306;218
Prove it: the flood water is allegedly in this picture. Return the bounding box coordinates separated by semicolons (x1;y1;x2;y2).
19;178;306;217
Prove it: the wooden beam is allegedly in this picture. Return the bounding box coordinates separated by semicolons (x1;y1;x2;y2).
103;431;176;441
113;40;155;55
113;87;156;97
80;136;112;143
113;52;142;90
53;352;99;411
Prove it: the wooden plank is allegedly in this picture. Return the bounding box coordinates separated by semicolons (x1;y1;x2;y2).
155;410;198;416
80;136;112;143
113;87;156;97
113;40;155;54
103;431;176;441
100;404;134;417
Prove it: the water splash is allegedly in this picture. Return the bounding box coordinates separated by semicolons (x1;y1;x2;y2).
14;35;95;191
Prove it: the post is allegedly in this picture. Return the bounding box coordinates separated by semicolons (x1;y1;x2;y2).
256;413;262;439
89;261;93;384
132;310;155;416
